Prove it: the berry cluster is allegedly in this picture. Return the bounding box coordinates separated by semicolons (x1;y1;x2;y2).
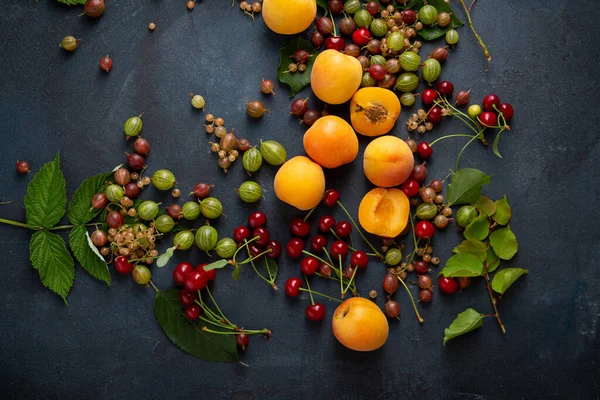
289;97;327;126
205;115;251;172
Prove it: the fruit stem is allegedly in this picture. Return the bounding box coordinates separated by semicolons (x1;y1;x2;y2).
196;313;233;330
329;228;358;252
335;200;382;258
338;254;344;297
457;0;492;70
299;287;343;303
304;274;316;305
303;205;318;222
242;241;274;288
455;134;480;171
328;9;338;37
0;219;100;231
0;218;34;230
202;326;271;336
149;280;160;292
205;286;235;327
483;261;506;334
396;276;424;324
342;266;358;298
233;236;259;263
429;133;476;147
240;249;272;265
301;250;333;268
197;293;230;327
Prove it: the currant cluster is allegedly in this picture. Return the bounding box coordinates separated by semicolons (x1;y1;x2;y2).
238;0;263;20
205;115;250;172
289;97;326;127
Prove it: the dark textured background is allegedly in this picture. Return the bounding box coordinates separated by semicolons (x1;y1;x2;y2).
0;1;598;399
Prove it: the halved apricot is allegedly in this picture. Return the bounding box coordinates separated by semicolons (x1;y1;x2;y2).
358;188;410;238
350;88;401;137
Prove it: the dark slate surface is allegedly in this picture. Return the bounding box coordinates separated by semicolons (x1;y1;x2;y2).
0;1;598;399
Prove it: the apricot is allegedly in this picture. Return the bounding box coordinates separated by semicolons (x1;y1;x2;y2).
350;88;401;137
262;0;317;35
274;156;325;210
310;50;362;105
358;188;410;237
363;136;414;187
303;115;359;168
332;297;389;352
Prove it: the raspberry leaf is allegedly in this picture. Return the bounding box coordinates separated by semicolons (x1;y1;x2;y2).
69;226;110;285
24;153;67;229
68;172;113;225
30;230;75;303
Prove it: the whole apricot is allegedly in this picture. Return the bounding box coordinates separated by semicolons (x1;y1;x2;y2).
332;297;389;352
303;115;359;168
358;188;410;237
274;156;325;210
262;0;317;35
350;88;401;137
363;136;414;187
311;50;362;105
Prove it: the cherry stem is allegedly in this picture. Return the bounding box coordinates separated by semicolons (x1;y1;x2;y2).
205;286;234;327
335;200;382;258
429;133;476;147
329;228;357;252
338;254;343;296
304;274;315;305
198;292;232;327
457;0;491;70
197;313;232;330
232;235;259;262
202;327;271;336
328;10;338;37
299;287;342;303
455;135;480;171
263;257;278;288
240;249;272;265
396;276;424;324
342;266;358;297
301;250;331;268
242;241;273;287
303;204;318;222
483;262;506;333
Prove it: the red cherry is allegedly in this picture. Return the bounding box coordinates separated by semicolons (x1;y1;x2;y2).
310;235;328;252
325;36;345;51
173;262;195;285
114;256;134;275
330;241;349;259
184;305;201;321
305;303;326;321
401;179;420;197
422;88;438;106
301;256;320;275
352;28;372;46
323;189;340;207
252;227;270;247
233;226;251;243
290;217;311;237
482;94;501;111
415;220;435;239
436;81;454;97
184;271;207;291
417;142;433;159
286;238;305;258
266;240;282;259
285;277;303;297
248;211;267;228
498;103;514;122
179;290;197;306
427;106;442;124
369;64;387;81
236;333;249;351
438;276;459;294
197;263;216;281
248;243;263;258
334;221;352;237
318;215;336;232
350;250;368;269
478;111;497;127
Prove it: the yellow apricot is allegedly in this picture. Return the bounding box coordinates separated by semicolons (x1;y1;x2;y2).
358;188;410;238
262;0;317;35
274;156;325;210
350;87;401;137
303;115;359;168
363;136;414;188
310;50;362;105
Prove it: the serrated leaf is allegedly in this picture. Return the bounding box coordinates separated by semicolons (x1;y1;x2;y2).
492;196;512;225
492;268;528;295
477;196;496;217
439;253;484;278
154;289;239;363
447;168;492;206
57;0;86;5
157;247;176;268
444;308;484;345
68;172;113;225
489;226;518;260
486;246;500;273
416;0;464;41
69;226;110;285
24;153;67;229
278;37;317;98
203;259;230;272
464;213;490;241
30;230;74;303
453;239;487;261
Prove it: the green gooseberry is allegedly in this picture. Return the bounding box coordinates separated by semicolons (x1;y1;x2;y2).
151;169;176;191
182;201;201;220
138;200;159;221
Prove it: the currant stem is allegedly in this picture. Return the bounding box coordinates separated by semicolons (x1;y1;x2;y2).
397;276;424;324
457;0;492;70
335;200;381;258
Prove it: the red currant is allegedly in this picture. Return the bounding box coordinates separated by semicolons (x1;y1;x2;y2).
236;333;249;351
498;103;514;122
248;211;267;228
417;142;433;160
323;189;340;207
400;179;420;197
99;55;113;72
438;276;459;294
482;94;501;111
414;260;429;275
233;226;251;243
427;106;442;124
310;235;328;252
301;256;320;275
179;290;197;307
369;64;387;81
415;220;435;239
330;241;349;259
350;250;368;269
266;240;282;259
286;238;305;258
318;215;336;232
352;28;372;47
173;262;195;285
478;111;497;127
285;277;303;297
16;160;30;174
252;227;270;247
197;263;216;281
422;88;438;106
436;81;454;96
114;256;134;275
334;221;352;237
290;217;311;237
305;303;326;321
184;271;207;291
325;36;345;51
184;305;201;321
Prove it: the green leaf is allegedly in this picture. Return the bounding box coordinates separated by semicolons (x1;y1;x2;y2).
30;230;75;303
439;253;484;278
278;37;317;98
477;196;496;217
265;257;279;281
464;213;490;241
69;226;110;285
443;308;484;345
492;130;504;158
374;0;420;9
416;0;464;41
156;247;176;268
486;246;500;273
68;172;113;225
492;196;512;225
154;290;239;363
453;239;487;261
57;0;86;5
447;168;492;206
492;268;528;295
24;153;67;229
203;259;230;272
316;0;327;10
489;226;518;260
232;265;242;280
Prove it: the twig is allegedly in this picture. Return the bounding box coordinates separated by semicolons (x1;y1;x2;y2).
483;262;506;333
457;0;492;70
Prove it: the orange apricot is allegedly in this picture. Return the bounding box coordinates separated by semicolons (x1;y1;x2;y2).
363;136;414;187
350;87;401;137
303;115;359;168
262;0;317;35
332;297;389;352
358;188;410;238
310;50;362;105
274;156;325;210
